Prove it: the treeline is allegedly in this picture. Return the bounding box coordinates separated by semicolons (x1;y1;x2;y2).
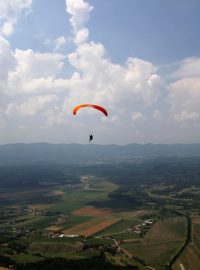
75;157;200;189
0;165;80;188
0;256;139;270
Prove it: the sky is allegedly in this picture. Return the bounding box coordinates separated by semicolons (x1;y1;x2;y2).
0;0;200;145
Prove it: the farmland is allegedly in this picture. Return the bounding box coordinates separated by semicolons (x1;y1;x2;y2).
144;217;187;243
122;240;183;267
172;244;200;270
72;206;113;217
1;158;200;269
120;217;187;268
63;217;119;237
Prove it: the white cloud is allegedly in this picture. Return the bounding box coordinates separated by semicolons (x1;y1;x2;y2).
66;0;93;31
131;112;145;122
54;36;66;51
168;57;200;125
5;95;58;116
172;57;200;79
173;111;199;123
0;36;16;82
66;42;162;114
74;28;89;44
5;49;67;95
0;0;163;142
66;0;93;44
43;107;68;126
1;0;199;144
0;0;32;36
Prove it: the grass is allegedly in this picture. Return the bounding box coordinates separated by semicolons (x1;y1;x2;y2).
10;254;43;263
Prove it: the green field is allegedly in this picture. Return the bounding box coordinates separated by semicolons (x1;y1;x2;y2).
1;166;199;270
144;217;187;243
50;180;118;213
122;240;183;267
10;254;43;264
28;241;80;254
94;218;141;236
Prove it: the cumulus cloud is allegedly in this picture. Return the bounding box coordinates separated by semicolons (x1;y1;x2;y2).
1;0;199;143
5;49;67;95
54;36;67;51
168;57;200;125
0;36;16;82
0;0;165;144
66;41;162;121
172;57;200;79
5;95;58;116
0;0;32;36
74;28;89;44
43;106;68;127
66;0;93;44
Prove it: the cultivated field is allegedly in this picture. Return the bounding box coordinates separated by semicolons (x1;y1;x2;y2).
73;206;113;217
29;241;82;254
172;244;200;270
144;217;187;243
94;218;141;236
122;240;183;267
193;217;200;224
193;224;200;241
192;218;200;252
63;217;119;237
47;225;63;232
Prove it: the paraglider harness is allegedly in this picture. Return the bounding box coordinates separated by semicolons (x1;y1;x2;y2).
89;134;93;142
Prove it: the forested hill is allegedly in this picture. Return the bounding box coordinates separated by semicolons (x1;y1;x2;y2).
0;143;200;166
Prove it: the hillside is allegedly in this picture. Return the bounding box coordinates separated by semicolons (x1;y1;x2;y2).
1;143;200;166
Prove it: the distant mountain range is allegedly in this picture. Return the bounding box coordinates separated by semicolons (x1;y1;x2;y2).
0;143;200;166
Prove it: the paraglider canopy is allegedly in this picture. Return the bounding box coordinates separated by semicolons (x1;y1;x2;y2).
73;104;108;117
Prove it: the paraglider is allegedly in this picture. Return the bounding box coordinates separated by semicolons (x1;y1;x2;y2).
89;134;93;142
73;104;108;117
73;104;108;143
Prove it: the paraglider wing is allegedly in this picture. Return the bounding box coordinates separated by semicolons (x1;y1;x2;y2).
73;104;108;117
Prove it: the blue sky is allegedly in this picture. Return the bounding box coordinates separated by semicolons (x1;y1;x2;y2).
0;0;200;144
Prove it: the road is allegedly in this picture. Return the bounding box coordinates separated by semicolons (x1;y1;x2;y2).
180;264;185;270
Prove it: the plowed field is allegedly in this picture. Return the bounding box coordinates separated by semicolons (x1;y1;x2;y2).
73;206;113;217
63;218;119;237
